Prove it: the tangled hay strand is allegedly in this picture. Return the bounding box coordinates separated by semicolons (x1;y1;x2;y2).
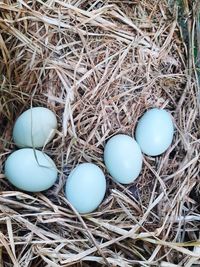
0;0;200;266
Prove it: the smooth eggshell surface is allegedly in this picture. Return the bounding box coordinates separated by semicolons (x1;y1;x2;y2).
104;134;143;184
65;163;106;214
5;149;57;192
135;108;174;156
13;107;57;148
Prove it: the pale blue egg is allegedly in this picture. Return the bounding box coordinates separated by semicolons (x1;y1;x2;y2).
135;108;174;156
13;107;57;148
104;134;143;184
65;163;106;214
5;149;57;192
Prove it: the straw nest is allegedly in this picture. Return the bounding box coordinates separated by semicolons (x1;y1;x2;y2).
0;0;200;266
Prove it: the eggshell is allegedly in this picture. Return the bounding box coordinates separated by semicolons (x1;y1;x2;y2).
65;163;106;214
104;134;142;184
135;108;174;156
13;107;57;148
5;148;57;192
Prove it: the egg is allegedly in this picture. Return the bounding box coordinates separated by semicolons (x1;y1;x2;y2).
135;108;174;156
65;163;106;213
104;134;142;184
5;148;57;192
13;107;57;148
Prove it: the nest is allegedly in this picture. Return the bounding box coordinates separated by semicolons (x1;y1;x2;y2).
0;0;200;266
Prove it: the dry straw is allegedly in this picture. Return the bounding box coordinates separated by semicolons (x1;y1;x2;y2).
0;0;200;266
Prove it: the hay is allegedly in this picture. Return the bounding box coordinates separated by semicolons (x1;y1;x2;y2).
0;0;200;266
